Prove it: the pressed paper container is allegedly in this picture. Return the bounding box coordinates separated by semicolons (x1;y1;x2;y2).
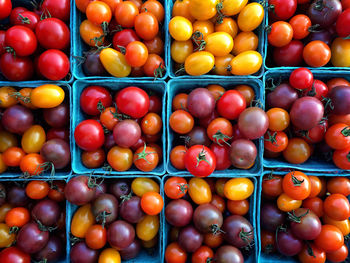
72;79;166;176
162;174;258;263
263;69;350;173
166;78;264;176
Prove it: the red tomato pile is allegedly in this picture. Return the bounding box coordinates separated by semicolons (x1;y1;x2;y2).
75;0;166;78
67;176;162;262
267;0;350;67
169;84;267;177
261;172;350;263
0;180;66;263
0;0;70;81
164;176;255;263
74;85;163;172
0;85;70;175
265;68;350;169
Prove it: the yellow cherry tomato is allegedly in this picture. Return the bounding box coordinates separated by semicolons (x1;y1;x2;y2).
0;87;17;108
71;204;95;238
223;178;254;201
185;51;215;76
31;84;65;108
232;32;259;55
172;0;195;22
221;0;248;16
0;131;18;153
277;193;302;212
100;48;131;77
229;51;262;75
171;40;194;63
188;178;212;204
0;223;15;248
193;20;214;38
0;154;6;174
214;54;234;76
204;32;234;56
323;215;350;236
189;0;219;21
0;204;12;222
136;215;159;241
331;38;350;67
215;17;238;38
169;16;193;41
237;3;264;32
131;177;160;197
98;248;121;263
80;19;105;47
21;125;46;154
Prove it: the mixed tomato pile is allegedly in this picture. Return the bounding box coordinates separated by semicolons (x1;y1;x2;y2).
0;0;71;81
261;171;350;263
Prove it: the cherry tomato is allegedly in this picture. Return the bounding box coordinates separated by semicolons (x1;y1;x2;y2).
262;174;283;197
207;118;233;146
232;32;258;55
324;193;350;221
0;131;18;153
35;18;70;50
0;86;17;108
131;177;160;197
25;180;49;199
227;199;249;215
323;215;350;236
171;40;193;64
326;244;348;263
31;84;65;108
134;12;159;40
85;224;107;249
164;177;188;199
0;0;12;20
48;181;66;202
80;19;105;46
20;153;45;176
141;191;163;215
336;9;350;37
74;120;105;151
193;20;214;39
107;146;133;171
99;248;121;263
170;110;194;134
0;53;34;81
0;247;30;263
267;108;290;132
189;0;218;20
268;21;293;47
112;29;140;52
289;15;311;40
170;145;187;170
213;54;234;76
0;223;15;248
133;145;159;172
71;204;95;238
188;177;212;205
224;178;254;201
210;144;231;170
303;40;331;67
2;147;25;167
41;0;70;21
283;138;311;164
141;0;164;22
185;145;216;177
86;1;112;25
302;197;323;217
327;177;350;196
82;149;106;168
215;17;238;38
142;54;165;78
264;131;289;153
21;125;46;153
125;41;148;67
314;225;344;253
277;193;302;212
308;175;322;198
100;48;131;77
136;215;159;241
165;242;187;263
141;113;162;135
192;246;214;263
5;26;37;56
114;1;139;28
289;67;314;90
282;171;311;200
185;51;215;76
331;38;350;67
5;207;30;228
325;123;350;150
229;51;262;75
38;49;70;81
217;90;246;120
205;32;234;57
298;244;326;263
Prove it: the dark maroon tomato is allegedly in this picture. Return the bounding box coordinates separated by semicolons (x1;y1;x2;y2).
120;196;145;224
113;29;140;52
0;183;5;206
223;215;254;248
38;49;70;81
104;133;117;150
214;245;244;263
290;208;322;240
184;126;211;147
261;203;286;232
17;222;50;254
210;144;231;170
44;102;69;128
107;220;135;249
33;235;63;262
80;86;112;116
238;107;269;139
302;79;329;100
47;127;69;142
83;50;107;76
306;30;332;46
5;25;37;56
94;180;107;198
0;53;34;81
178;225;203;253
113;119;141;148
230;139;257;169
64;175;96;205
120;239;142;260
193;204;223;234
329;86;350;115
40;139;70;169
187;88;215;118
1;105;34;134
32;199;61;226
267;83;299;110
0;247;30;263
198;110;219;128
273;40;304;66
269;0;297;20
149;95;162;113
308;0;342;28
109;180;131;200
92;193;119;225
14;11;40;30
41;0;70;21
74;120;105;151
276;228;303;256
165;199;193;227
232;124;246;141
290;97;324;130
70;242;98;263
36;18;70;50
7;186;29;206
131;135;146;151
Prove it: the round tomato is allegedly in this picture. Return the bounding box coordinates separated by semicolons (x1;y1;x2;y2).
217;90;246;120
38;49;70;81
325;123;350;150
41;0;70;21
0;0;12;20
80;19;105;46
308;175;322;198
269;0;297;20
169;110;194;134
327;177;350;196
298;244;326;263
227;199;249;216
314;225;344;253
86;1;112;25
81;149;106;168
141;191;163;215
172;93;188;111
267;108;290;131
326;244;348;263
125;41;148;67
289;15;311;40
141;0;164;22
20;153;45;176
142;54;165;78
116;86;149;118
0;223;15;248
207;118;233;146
134;12;158;40
5;207;30;228
262;174;283;197
185;145;216;177
133;145;159;172
324;193;350;221
85;224;107;250
164;177;188;199
264;131;289;153
0;247;30;263
107;146;133;171
336;9;350;37
114;1;139;28
192;246;214;263
283;138;311;164
210;144;231;170
268;21;293;47
2;147;25;167
170;145;187;170
0;53;34;81
98;248;121;263
289;67;313;90
112;29;140;52
80;85;112;116
331;38;350;67
171;40;193;64
5;26;37;56
303;40;331;67
282;171;311;200
141;113;162;135
74;120;105;151
25;180;49;199
302;197;324;217
35;18;70;50
188;177;212;205
224;178;254;201
165;242;187;263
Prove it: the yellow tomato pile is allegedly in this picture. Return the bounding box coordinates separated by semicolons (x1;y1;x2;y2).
169;0;264;76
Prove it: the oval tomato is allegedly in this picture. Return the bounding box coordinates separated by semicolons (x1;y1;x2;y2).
100;48;131;77
31;84;65;108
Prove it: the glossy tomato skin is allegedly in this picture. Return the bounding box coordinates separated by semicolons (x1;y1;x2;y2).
290;97;324;130
217;90;246;120
116;87;149;118
5;26;37;56
16;222;50;254
74;120;105;151
336;9;350;37
230;139;257;169
13;11;40;30
276;229;303;256
273;40;304;66
261;203;286;232
210;144;231;170
0;247;30;263
0;53;34;81
185;145;216;177
41;0;70;21
35;18;70;50
269;0;297;20
223;215;254;248
70;242;98;263
80;86;112;116
38;49;70;80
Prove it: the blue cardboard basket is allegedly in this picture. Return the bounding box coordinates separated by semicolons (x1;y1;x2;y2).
71;0;169;80
0;0;74;84
257;171;350;263
66;175;163;263
0;81;72;179
162;174;258;263
166;0;266;79
72;79;166;176
263;69;350;173
166;78;264;176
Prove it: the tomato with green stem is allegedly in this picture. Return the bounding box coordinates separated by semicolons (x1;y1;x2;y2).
185;145;216;177
325;123;350;150
207;118;233;146
133;144;159;172
282;171;311;200
164;177;188;199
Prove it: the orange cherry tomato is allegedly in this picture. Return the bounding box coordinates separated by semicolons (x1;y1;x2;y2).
164;176;188;199
267;108;290;131
172;0;194;22
25;180;50;199
207;85;225;101
20;153;45;176
303;40;331;67
125;41;149;67
215;17;238;38
85;224;107;249
172;93;188;111
277;193;302;212
268;21;293;47
114;1;139;28
210;194;226;213
141;113;162;135
170;145;187;170
141;191;164;215
82;149;106;169
234;85;255;105
227;199;249;215
86;1;112;25
141;0;165;22
282;171;311;200
302;197;323;217
169;110;194;134
5;207;30;228
289;14;311;40
2;147;25;167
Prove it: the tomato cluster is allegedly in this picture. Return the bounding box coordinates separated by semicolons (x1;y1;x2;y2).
261;172;350;263
169;0;264;76
0;180;66;263
74;85;163;172
169;84;265;177
265;68;350;169
164;176;255;263
267;0;350;67
0;85;70;176
67;176;162;263
0;0;70;81
75;0;166;78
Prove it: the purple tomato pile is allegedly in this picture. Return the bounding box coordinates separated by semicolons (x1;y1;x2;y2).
261;171;350;263
0;84;70;175
169;84;266;176
265;68;350;169
0;0;71;81
67;176;163;262
74;85;163;172
75;0;166;78
164;176;255;263
0;180;66;263
267;0;350;67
